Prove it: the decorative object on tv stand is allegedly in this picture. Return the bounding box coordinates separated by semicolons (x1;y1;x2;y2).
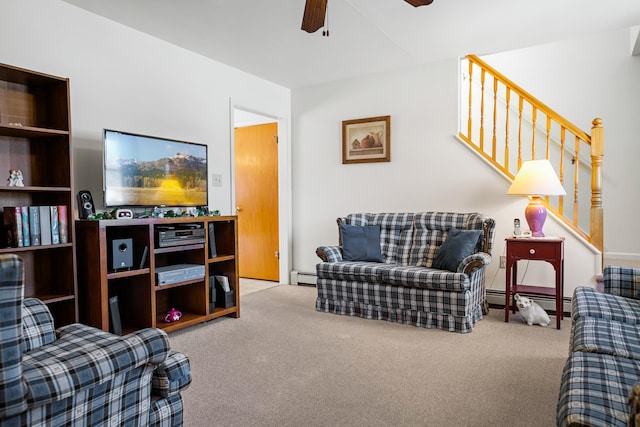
506;159;566;237
6;169;24;187
164;308;182;323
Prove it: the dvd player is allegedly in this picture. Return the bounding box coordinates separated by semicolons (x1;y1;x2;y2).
156;224;206;247
156;264;205;286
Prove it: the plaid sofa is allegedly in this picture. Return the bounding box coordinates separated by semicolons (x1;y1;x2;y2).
557;266;640;427
315;212;496;333
0;254;191;426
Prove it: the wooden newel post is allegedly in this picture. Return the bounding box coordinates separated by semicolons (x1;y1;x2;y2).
590;118;604;254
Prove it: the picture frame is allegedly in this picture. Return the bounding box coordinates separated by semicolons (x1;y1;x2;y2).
342;115;391;164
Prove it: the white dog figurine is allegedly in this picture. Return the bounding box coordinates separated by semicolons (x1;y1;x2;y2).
514;293;550;327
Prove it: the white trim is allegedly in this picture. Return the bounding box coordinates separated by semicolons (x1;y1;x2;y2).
606;252;640;261
230;103;292;285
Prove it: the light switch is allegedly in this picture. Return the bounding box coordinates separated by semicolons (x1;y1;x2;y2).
212;174;222;187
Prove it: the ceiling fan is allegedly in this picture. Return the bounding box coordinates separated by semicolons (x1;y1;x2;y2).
301;0;434;34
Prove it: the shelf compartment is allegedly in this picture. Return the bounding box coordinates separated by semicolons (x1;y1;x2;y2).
17;248;75;298
155;282;207;328
105;225;151;273
207;219;237;260
155;246;204;269
0;135;71;187
156;312;205;332
108;275;153;333
0;67;70;131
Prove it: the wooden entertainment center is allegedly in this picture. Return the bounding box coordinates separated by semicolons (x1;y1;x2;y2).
75;216;239;334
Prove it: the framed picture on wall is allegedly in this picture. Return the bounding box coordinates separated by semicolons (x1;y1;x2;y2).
342;115;391;164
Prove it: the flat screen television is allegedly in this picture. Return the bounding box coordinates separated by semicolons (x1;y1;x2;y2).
103;129;208;208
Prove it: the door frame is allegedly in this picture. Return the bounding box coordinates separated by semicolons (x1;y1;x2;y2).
230;104;291;285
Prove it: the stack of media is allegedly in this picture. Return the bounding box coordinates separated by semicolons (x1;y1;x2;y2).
154;223;207;286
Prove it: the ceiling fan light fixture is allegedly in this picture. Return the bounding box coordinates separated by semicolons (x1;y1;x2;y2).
404;0;434;6
301;0;328;33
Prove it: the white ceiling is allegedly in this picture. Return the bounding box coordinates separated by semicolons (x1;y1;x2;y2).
62;0;640;89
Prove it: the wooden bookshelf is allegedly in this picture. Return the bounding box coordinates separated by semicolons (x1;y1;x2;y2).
0;63;77;325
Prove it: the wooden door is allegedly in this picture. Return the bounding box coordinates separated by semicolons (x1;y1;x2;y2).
234;122;279;281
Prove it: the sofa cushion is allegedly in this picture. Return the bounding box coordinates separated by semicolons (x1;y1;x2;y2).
345;213;414;265
557;351;640;427
432;228;483;272
316;261;393;284
410;212;488;267
340;224;383;262
572;286;640;324
571;316;640;360
382;266;470;291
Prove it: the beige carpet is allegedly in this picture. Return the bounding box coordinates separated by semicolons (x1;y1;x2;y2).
168;285;571;427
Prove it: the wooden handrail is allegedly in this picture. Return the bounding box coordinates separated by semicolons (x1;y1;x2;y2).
465;55;591;142
459;54;604;253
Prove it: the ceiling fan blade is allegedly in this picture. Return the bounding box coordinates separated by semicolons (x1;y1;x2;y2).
301;0;327;33
404;0;434;6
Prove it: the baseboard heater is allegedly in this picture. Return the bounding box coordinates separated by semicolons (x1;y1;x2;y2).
290;271;317;286
486;289;572;316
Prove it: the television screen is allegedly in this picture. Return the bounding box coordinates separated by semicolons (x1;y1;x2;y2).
103;129;208;208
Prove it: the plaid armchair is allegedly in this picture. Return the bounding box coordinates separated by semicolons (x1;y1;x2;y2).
0;254;191;426
557;266;640;427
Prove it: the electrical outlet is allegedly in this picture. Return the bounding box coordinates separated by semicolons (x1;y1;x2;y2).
499;256;506;269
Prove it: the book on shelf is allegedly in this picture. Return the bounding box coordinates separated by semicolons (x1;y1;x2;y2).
3;207;24;247
208;222;217;258
58;205;68;244
39;206;52;245
20;206;30;246
49;205;59;244
28;206;41;246
214;275;231;292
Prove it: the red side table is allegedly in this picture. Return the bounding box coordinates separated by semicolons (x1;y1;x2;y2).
504;237;565;329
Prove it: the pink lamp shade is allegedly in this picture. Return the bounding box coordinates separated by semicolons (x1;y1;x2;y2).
507;160;566;237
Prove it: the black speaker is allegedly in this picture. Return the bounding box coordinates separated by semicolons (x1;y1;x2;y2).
77;190;95;219
111;238;133;270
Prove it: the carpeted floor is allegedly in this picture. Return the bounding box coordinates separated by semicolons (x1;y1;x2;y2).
168;284;570;427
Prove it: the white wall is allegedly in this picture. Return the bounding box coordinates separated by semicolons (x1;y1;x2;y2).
1;0;293;283
291;42;618;297
481;28;640;260
0;0;291;218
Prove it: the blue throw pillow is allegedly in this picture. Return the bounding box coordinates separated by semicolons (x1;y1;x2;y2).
340;224;383;262
432;228;483;272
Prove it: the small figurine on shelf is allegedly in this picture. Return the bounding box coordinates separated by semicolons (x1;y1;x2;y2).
164;308;182;323
7;169;24;187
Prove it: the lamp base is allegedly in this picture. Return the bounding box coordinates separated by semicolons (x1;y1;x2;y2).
524;196;547;237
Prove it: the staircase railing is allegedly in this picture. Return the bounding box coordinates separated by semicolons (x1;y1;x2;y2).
458;54;604;252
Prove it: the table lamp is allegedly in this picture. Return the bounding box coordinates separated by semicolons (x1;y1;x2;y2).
506;159;566;237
